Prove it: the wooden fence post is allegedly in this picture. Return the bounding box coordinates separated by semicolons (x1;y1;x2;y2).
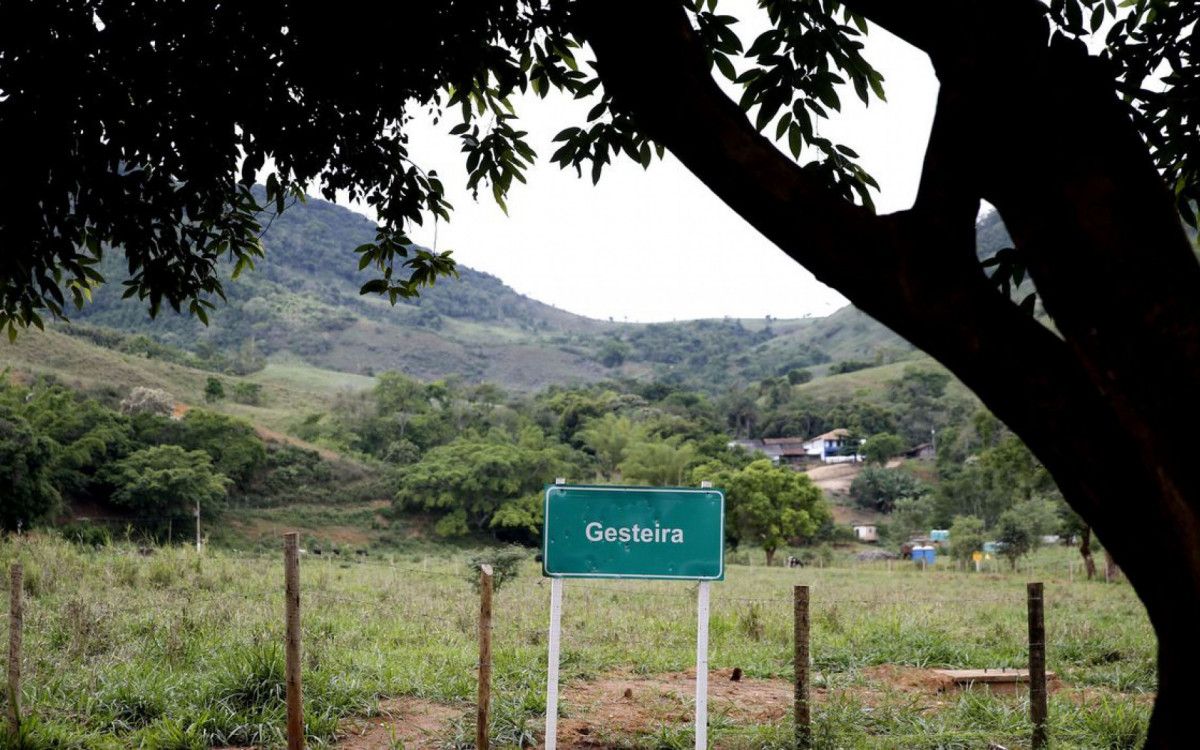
1027;582;1048;749
477;564;494;750
284;533;304;750
7;564;22;741
794;584;811;750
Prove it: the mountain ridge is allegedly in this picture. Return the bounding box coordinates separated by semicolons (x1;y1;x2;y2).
39;193;1020;393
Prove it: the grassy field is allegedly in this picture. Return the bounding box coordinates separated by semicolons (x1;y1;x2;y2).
0;329;379;441
0;536;1153;749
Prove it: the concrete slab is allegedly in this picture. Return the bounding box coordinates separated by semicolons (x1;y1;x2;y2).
932;668;1056;695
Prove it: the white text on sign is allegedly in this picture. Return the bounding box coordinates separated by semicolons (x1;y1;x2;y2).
584;522;685;544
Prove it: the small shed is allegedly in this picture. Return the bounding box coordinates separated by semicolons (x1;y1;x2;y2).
904;442;936;459
853;524;878;543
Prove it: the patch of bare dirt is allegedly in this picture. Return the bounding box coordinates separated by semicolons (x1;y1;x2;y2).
548;668;793;749
803;463;860;499
860;664;958;693
333;666;1094;750
339;697;466;750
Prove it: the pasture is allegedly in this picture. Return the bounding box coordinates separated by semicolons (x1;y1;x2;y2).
0;536;1153;749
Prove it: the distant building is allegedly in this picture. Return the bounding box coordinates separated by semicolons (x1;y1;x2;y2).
729;437;809;467
731;430;864;466
904;442;936;460
801;429;862;463
853;524;878;543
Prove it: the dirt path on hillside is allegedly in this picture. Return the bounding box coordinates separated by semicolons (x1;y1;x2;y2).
251;422;354;465
175;401;360;467
803;462;860;498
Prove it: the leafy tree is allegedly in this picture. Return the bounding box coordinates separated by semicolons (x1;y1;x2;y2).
862;433;905;465
488;493;544;544
104;445;230;524
204;377;225;403
849;465;929;514
994;499;1064;570
891;495;934;543
995;508;1037;570
694;458;830;566
619;438;697;487
0;407;60;530
786;368;813;385
887;368;951;402
540;387;619;444
948;515;985;566
395;430;575;538
757;376;793;409
934;433;1061;527
828;360;873;375
11;385;134;501
598;339;629;368
575;413;645;480
720;386;760;439
885;368;959;448
175;410;267;486
8;1;1200;736
822;400;897;439
374;371;432;418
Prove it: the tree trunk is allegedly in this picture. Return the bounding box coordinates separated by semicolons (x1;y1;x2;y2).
577;3;1200;745
1079;527;1097;581
1104;548;1123;584
764;548;776;567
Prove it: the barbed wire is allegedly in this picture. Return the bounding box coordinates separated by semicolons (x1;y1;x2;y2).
2;571;1138;615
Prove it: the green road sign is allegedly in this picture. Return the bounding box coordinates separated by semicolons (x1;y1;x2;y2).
542;484;725;580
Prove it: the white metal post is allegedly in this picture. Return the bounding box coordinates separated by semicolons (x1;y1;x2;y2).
545;577;564;750
695;580;710;750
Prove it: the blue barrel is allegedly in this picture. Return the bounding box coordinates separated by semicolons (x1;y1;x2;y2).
912;545;936;566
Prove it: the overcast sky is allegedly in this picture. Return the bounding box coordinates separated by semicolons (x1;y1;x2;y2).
342;16;940;323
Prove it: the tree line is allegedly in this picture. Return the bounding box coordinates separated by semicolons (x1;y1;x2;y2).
0;373;333;539
5;357;1092;571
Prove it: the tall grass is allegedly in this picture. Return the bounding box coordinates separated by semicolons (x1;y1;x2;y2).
0;536;1152;749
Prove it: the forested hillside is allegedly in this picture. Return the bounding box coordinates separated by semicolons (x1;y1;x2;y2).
60;190;921;393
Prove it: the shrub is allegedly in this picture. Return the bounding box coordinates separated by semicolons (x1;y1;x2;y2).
231;382;265;406
120;387;175;416
58;522;111;548
849;465;929;513
465;546;529;593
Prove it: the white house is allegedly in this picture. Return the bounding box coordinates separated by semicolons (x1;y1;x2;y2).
801;428;862;463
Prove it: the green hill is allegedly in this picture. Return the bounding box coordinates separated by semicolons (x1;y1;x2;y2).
24;193;1028;398
52;190;926;393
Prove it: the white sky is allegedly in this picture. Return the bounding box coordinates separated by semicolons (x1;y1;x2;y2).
342;14;939;323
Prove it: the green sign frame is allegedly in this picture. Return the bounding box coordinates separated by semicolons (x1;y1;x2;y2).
542;484;725;581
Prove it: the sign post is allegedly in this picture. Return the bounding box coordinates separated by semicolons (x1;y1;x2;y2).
542;483;724;750
544;577;563;749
